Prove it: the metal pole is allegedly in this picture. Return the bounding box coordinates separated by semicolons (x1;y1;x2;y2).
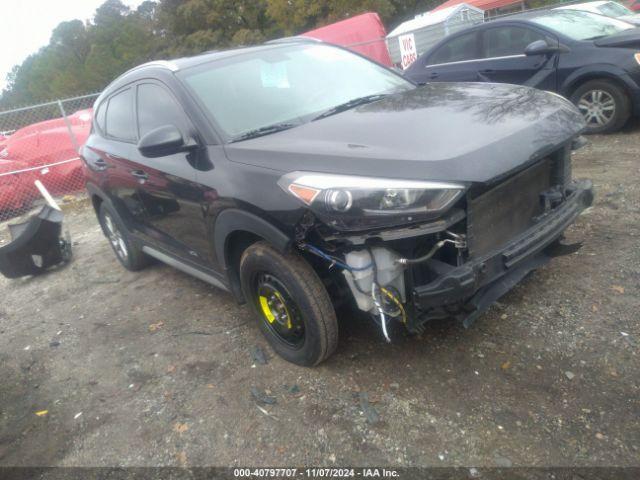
57;99;80;154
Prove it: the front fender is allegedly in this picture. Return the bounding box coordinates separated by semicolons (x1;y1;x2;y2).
214;208;292;300
561;65;640;115
561;64;639;96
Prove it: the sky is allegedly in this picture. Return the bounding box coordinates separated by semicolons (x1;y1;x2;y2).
1;0;145;90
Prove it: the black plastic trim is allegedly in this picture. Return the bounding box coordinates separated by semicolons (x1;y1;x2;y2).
214;208;291;271
412;180;593;312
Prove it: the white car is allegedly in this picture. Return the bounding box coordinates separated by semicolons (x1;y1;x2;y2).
555;1;640;25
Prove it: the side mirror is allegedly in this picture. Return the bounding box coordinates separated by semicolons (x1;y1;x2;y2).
524;40;563;56
138;125;194;158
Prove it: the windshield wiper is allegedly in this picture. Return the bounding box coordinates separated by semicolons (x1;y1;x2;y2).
231;122;297;142
313;94;389;121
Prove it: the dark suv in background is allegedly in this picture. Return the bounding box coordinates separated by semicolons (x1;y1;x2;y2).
82;41;593;366
404;10;640;134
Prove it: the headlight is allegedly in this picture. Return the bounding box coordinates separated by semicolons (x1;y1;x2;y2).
635;53;640;65
278;172;465;231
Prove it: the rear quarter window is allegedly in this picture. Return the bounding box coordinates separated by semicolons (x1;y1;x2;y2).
105;88;136;142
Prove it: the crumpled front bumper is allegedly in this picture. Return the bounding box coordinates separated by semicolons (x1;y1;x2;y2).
410;180;594;329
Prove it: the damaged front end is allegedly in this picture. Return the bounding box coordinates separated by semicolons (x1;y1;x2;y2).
285;145;594;338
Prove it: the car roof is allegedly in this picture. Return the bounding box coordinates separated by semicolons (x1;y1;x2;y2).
127;38;321;75
420;8;590;45
562;0;609;5
555;1;608;10
97;39;319;103
160;44;283;71
484;8;574;21
423;10;538;32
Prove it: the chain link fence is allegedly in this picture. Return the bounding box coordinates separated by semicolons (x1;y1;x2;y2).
0;93;99;230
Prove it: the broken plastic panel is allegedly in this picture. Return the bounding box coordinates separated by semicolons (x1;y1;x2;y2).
0;201;72;279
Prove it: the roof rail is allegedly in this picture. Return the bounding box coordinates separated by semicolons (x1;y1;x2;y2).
124;60;180;75
487;5;553;21
98;60;180;97
265;36;323;45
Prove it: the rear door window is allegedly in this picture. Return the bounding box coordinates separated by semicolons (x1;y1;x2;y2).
428;32;480;65
483;26;546;58
136;83;187;138
105;88;135;142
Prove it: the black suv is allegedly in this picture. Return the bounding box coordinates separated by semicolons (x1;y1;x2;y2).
82;40;593;366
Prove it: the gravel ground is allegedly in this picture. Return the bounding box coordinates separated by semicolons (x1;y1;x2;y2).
0;127;638;468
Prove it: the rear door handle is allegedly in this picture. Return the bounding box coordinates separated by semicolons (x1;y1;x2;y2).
479;69;495;74
131;170;149;181
429;72;440;79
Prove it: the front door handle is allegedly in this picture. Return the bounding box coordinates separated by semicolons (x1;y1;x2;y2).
479;69;495;74
93;159;108;170
131;170;149;181
429;72;440;79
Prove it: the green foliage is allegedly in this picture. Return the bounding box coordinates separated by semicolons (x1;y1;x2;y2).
0;0;161;108
0;0;468;108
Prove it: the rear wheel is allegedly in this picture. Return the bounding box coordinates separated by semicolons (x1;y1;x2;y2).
239;241;338;366
570;80;631;134
98;203;150;271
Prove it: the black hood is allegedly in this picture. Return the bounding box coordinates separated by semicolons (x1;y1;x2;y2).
224;83;584;184
594;27;640;48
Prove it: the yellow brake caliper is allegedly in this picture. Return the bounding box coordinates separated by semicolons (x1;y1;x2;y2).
259;291;292;329
259;296;276;323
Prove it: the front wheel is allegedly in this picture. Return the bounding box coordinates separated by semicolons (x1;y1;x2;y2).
571;80;631;134
239;241;338;366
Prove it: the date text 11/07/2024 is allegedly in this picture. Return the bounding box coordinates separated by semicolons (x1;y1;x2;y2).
233;468;400;478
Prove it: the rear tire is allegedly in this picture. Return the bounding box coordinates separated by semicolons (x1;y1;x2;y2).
239;241;338;366
570;79;631;134
98;203;150;271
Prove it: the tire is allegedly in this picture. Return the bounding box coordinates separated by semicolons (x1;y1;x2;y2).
97;203;150;271
570;79;631;134
239;241;338;366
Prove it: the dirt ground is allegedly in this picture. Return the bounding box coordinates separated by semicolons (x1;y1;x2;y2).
0;126;638;469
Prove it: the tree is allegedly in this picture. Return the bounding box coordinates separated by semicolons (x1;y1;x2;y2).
0;0;478;109
1;0;160;108
265;0;329;35
156;0;272;55
94;0;130;26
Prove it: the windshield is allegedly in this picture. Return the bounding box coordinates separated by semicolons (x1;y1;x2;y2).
598;1;633;16
531;10;634;40
180;43;413;140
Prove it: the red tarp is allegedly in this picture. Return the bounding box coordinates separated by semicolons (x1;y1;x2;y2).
303;12;393;67
0;109;92;211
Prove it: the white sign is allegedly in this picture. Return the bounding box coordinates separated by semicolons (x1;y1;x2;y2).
398;33;418;70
